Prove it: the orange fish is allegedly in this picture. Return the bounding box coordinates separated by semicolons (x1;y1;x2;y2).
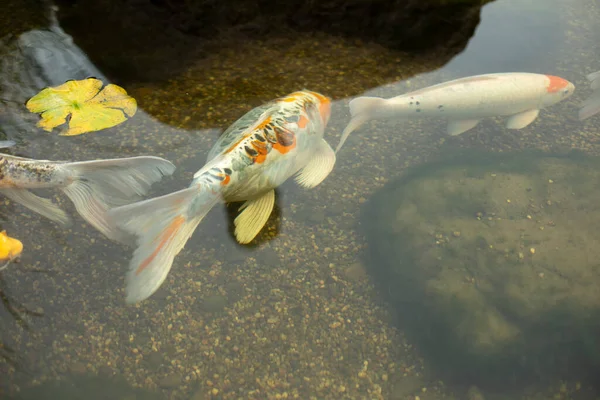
0;230;23;270
106;90;335;304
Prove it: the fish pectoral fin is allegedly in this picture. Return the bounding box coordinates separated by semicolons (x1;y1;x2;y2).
234;189;275;244
0;141;16;149
295;139;336;188
447;119;480;136
0;188;70;226
505;109;540;129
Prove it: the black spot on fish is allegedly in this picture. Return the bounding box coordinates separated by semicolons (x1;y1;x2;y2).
409;102;413;105
254;134;266;142
245;145;258;156
416;101;420;105
438;105;443;109
416;109;421;112
223;168;232;175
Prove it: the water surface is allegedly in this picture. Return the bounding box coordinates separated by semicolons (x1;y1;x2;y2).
1;0;599;399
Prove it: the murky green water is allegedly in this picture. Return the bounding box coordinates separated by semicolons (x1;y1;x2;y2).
1;0;600;399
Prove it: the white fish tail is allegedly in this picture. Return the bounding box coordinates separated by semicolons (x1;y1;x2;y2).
336;96;387;153
106;187;219;304
60;156;176;238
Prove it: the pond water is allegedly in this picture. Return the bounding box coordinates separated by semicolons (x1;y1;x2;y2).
1;0;599;399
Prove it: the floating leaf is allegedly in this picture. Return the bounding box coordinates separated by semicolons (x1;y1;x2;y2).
25;78;137;136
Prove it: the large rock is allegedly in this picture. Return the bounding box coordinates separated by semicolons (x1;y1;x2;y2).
51;0;492;84
362;150;600;389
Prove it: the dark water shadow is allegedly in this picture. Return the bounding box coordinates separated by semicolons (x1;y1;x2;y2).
358;148;600;395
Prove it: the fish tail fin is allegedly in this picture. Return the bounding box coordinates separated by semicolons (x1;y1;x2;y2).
336;96;386;153
580;71;600;120
106;187;219;304
0;187;70;226
579;91;600;120
59;156;175;238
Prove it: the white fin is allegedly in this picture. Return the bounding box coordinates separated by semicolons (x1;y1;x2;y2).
295;139;336;188
505;109;540;129
0;141;16;149
336;96;386;153
0;188;70;226
447;119;480;136
59;156;175;238
588;70;600;89
234;189;275;244
579;71;600;120
106;187;219;304
579;93;600;120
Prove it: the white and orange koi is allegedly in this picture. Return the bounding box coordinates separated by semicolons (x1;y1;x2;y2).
337;72;575;153
579;70;600;120
106;90;335;304
0;140;174;237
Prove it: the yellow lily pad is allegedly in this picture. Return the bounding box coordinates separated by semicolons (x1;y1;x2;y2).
25;77;137;136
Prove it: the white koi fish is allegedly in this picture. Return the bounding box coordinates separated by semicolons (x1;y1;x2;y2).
579;70;600;120
0;141;175;237
336;72;575;153
106;90;335;304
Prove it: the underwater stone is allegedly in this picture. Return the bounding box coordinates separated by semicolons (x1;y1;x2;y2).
362;149;600;389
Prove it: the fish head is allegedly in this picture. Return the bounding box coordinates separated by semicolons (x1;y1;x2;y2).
304;91;332;127
542;75;575;106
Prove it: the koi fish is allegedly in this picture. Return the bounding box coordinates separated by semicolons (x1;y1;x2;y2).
336;72;575;153
106;90;335;304
579;70;600;120
0;230;23;271
0;140;175;237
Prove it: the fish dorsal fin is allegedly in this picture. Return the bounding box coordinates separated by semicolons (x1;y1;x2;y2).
295;139;336;188
234;189;275;244
505;109;540;129
447;119;480;136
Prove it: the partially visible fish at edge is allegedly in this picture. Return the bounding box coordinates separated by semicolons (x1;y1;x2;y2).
337;72;575;153
0;141;175;238
105;90;336;304
0;230;23;271
579;70;600;120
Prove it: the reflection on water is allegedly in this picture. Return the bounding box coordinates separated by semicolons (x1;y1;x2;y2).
0;0;599;398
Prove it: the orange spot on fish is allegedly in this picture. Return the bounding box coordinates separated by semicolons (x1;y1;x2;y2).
272;127;296;154
319;101;331;124
546;75;569;93
306;91;331;105
251;140;268;164
136;215;185;275
224;117;272;154
298;115;309;128
281;95;299;103
221;174;231;186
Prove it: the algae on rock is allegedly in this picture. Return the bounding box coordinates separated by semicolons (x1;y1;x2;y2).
362;150;600;388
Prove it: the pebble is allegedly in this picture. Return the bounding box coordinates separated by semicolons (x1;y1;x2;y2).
343;262;368;282
69;361;87;375
157;373;183;388
200;294;228;313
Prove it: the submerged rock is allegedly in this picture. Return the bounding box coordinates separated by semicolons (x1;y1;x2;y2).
362;150;600;389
